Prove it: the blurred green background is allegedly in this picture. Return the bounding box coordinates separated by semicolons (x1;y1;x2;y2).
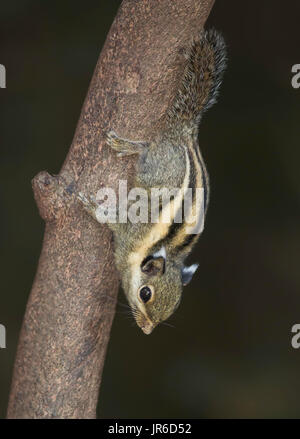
1;0;300;418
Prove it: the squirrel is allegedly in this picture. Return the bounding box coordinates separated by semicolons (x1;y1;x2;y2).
79;29;227;335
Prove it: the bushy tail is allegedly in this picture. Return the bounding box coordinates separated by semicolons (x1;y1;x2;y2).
166;29;227;133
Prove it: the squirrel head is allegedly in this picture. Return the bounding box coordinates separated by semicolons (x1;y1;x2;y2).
123;246;198;334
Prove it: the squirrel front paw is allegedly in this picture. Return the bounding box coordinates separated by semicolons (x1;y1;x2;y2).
78;192;99;220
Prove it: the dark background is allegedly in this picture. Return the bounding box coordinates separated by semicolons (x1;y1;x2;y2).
1;0;300;418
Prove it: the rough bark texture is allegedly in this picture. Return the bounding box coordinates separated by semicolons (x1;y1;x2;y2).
7;0;215;419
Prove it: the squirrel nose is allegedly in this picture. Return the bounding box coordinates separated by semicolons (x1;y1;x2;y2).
141;323;154;335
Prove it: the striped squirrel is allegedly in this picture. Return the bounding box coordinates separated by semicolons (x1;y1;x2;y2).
79;29;226;334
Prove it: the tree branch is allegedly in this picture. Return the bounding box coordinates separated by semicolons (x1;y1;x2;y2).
7;0;215;419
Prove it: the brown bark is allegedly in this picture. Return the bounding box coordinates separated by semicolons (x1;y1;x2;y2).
7;0;215;419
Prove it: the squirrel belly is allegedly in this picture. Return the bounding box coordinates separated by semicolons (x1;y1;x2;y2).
79;28;227;334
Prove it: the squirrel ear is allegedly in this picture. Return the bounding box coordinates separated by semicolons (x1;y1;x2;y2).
141;246;166;276
181;263;199;286
141;257;165;276
141;247;166;276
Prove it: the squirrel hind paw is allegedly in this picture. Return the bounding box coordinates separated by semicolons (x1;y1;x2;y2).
106;130;148;156
106;131;129;153
106;130;119;146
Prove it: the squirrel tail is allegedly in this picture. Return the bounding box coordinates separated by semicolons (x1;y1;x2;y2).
166;29;227;134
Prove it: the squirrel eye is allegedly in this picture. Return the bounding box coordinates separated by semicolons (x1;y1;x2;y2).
139;286;152;303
